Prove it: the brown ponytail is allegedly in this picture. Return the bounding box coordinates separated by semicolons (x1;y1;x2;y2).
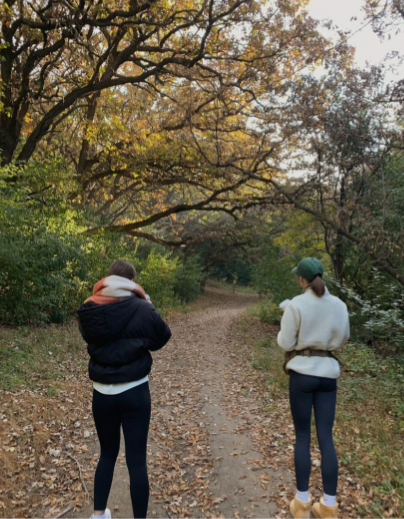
307;275;325;297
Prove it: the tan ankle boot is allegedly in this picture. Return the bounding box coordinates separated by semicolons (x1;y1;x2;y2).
312;498;339;518
289;495;312;518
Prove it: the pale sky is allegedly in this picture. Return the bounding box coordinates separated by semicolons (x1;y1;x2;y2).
307;0;403;78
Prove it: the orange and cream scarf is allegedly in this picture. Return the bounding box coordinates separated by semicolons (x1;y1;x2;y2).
85;275;146;305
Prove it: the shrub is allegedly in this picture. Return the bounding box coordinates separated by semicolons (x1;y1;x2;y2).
0;163;205;325
258;299;282;325
251;241;300;303
173;255;204;303
0;226;92;324
136;251;178;315
329;271;404;353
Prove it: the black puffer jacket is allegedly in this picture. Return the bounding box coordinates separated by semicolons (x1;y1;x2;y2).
77;297;171;384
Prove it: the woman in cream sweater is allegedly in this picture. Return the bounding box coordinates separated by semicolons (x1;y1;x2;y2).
277;257;350;519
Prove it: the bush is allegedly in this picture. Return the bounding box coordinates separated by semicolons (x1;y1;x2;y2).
0;216;204;324
173;255;204;303
136;251;178;315
258;299;282;325
329;271;404;353
0;226;92;324
251;240;301;303
0;163;205;325
137;252;205;313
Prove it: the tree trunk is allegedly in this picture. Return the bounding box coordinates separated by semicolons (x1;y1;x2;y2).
333;231;344;284
77;94;100;177
333;173;347;284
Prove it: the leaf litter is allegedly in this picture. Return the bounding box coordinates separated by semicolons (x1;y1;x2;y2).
0;287;383;518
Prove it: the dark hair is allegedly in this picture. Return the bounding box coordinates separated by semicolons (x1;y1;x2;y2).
108;260;136;280
307;275;325;297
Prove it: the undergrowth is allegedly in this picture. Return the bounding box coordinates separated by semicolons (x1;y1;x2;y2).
0;322;85;391
207;278;257;295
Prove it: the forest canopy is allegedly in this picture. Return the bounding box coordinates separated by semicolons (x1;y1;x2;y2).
1;0;403;337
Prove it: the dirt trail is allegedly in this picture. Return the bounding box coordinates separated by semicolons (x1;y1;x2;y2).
77;287;292;519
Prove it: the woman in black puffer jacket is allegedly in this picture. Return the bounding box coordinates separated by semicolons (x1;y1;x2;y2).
77;260;171;519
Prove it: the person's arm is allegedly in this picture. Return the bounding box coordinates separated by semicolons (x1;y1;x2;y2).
277;303;300;351
336;304;350;349
147;306;172;351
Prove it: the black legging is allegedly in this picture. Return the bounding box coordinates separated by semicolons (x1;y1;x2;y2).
289;370;338;496
92;382;151;518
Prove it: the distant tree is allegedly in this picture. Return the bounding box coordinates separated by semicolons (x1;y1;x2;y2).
247;66;404;286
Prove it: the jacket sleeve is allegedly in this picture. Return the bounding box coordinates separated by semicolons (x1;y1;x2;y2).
337;303;350;349
147;306;172;351
277;303;300;352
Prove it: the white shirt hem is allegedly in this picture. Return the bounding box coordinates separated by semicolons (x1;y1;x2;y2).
93;375;149;395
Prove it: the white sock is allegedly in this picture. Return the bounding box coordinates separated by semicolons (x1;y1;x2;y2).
91;513;107;519
297;489;310;503
323;493;336;506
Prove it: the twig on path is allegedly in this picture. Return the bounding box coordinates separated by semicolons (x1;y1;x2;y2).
55;505;74;518
67;453;93;501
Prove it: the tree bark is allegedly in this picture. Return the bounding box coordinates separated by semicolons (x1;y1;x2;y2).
77;94;100;177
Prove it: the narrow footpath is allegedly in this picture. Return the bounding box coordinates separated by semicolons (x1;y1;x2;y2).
78;287;292;519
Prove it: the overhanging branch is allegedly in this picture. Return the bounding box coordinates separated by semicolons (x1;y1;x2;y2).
249;171;404;287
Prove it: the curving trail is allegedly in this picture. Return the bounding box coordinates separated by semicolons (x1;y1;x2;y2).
78;287;292;519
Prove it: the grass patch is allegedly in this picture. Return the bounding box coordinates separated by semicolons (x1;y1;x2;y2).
0;321;85;391
243;303;265;317
336;343;404;517
206;278;257;295
172;292;214;314
240;306;404;518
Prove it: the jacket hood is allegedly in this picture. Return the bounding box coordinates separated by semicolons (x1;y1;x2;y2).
77;297;141;342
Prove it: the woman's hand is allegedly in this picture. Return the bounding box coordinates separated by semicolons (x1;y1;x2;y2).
279;299;291;312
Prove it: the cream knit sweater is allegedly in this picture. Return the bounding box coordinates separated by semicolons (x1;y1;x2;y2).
277;287;350;378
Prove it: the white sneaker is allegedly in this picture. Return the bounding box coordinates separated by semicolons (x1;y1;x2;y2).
90;509;111;519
